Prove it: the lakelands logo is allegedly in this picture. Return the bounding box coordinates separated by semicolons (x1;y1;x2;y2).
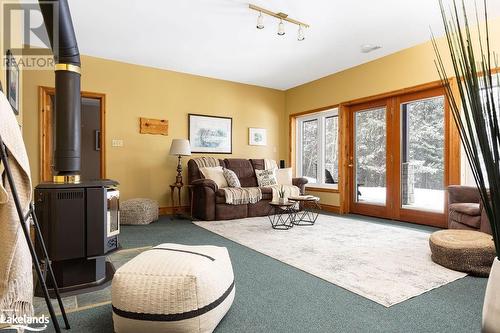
1;1;59;70
0;310;49;332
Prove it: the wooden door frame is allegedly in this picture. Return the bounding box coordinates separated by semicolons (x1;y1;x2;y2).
341;81;461;227
39;86;106;182
347;98;393;218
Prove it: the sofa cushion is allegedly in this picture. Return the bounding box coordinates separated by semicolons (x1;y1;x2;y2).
188;159;225;184
200;166;228;189
255;169;277;187
449;203;481;216
223;168;241;188
224;159;258;187
449;203;481;229
250;159;265;171
276;168;293;186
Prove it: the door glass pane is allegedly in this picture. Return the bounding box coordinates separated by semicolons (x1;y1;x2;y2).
354;108;386;205
302;119;319;183
325;116;339;184
401;96;445;212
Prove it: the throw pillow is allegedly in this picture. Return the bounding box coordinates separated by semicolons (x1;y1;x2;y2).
276;168;293;186
223;168;241;188
255;169;277;187
199;166;228;188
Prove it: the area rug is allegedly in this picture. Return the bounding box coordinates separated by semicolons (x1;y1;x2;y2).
194;215;467;307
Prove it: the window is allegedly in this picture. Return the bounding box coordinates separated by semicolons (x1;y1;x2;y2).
296;109;339;188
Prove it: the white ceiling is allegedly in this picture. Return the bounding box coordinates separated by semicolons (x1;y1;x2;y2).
59;0;500;90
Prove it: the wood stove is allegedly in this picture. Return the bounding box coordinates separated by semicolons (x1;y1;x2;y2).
34;0;119;295
35;181;119;293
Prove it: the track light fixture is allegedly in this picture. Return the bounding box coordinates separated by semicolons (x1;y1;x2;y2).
297;25;305;41
278;19;285;36
256;11;264;29
249;4;309;41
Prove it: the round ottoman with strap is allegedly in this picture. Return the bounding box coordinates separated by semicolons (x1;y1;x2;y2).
112;243;235;333
429;229;496;277
120;198;159;225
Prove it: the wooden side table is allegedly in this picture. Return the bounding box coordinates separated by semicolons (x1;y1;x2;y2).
170;184;195;219
169;183;183;218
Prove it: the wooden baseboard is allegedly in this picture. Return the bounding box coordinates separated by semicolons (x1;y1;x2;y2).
159;206;189;216
320;204;341;214
159;204;340;216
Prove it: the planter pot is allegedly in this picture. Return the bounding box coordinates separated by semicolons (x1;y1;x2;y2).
278;198;286;205
483;257;500;333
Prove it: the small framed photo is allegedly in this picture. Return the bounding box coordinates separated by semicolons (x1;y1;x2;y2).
189;114;232;154
6;50;19;115
249;128;267;146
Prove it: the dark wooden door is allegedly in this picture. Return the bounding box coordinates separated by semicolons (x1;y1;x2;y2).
80;97;102;180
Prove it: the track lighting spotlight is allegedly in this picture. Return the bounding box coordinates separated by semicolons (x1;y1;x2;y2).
297;25;305;41
256;11;264;29
278;19;285;36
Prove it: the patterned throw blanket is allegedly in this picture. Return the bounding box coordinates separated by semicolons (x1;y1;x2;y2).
0;92;33;319
193;157;220;168
269;184;300;202
222;187;262;205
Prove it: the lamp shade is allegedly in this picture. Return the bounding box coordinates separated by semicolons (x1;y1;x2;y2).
169;139;191;156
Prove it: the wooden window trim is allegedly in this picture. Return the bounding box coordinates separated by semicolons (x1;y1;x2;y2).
288;79;461;221
290;105;340;189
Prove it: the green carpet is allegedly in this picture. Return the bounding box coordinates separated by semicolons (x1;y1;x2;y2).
48;214;487;333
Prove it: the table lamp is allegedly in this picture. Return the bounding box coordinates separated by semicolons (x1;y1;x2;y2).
169;139;191;186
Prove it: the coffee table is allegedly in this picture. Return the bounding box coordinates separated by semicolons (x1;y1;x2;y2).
267;201;297;230
288;196;321;226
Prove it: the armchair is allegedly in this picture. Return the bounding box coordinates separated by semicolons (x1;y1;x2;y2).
447;185;492;235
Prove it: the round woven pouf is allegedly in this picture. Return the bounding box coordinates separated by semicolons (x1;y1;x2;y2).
429;229;496;277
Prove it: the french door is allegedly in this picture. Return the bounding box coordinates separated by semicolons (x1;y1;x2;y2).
347;87;459;227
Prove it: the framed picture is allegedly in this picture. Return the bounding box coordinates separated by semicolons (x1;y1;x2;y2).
249;128;267;146
6;50;19;115
189;114;232;154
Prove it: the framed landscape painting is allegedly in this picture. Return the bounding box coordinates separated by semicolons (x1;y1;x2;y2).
249;128;267;146
189;114;232;154
6;50;19;115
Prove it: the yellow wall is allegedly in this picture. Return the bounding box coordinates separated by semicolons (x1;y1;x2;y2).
285;17;500;207
1;0;23;126
22;55;285;207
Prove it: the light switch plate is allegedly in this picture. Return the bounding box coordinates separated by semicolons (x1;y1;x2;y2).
112;139;123;147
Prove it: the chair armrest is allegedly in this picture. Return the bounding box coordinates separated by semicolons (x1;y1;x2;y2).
292;177;309;195
447;185;481;205
191;179;218;192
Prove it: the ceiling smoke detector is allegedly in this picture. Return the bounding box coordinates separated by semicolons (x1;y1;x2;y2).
361;44;382;53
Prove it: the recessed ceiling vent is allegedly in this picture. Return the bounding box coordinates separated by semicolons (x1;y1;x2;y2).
361;44;382;53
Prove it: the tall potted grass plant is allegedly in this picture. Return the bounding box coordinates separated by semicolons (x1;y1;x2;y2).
433;0;500;331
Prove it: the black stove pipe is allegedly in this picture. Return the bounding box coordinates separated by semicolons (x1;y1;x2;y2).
39;0;81;180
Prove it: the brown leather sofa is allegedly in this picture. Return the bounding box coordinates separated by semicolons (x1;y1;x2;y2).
447;185;492;235
188;158;308;221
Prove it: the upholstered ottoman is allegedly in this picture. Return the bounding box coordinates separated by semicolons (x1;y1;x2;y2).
120;198;158;225
429;229;496;277
112;243;235;333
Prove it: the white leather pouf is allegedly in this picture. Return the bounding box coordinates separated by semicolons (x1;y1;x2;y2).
112;243;235;333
